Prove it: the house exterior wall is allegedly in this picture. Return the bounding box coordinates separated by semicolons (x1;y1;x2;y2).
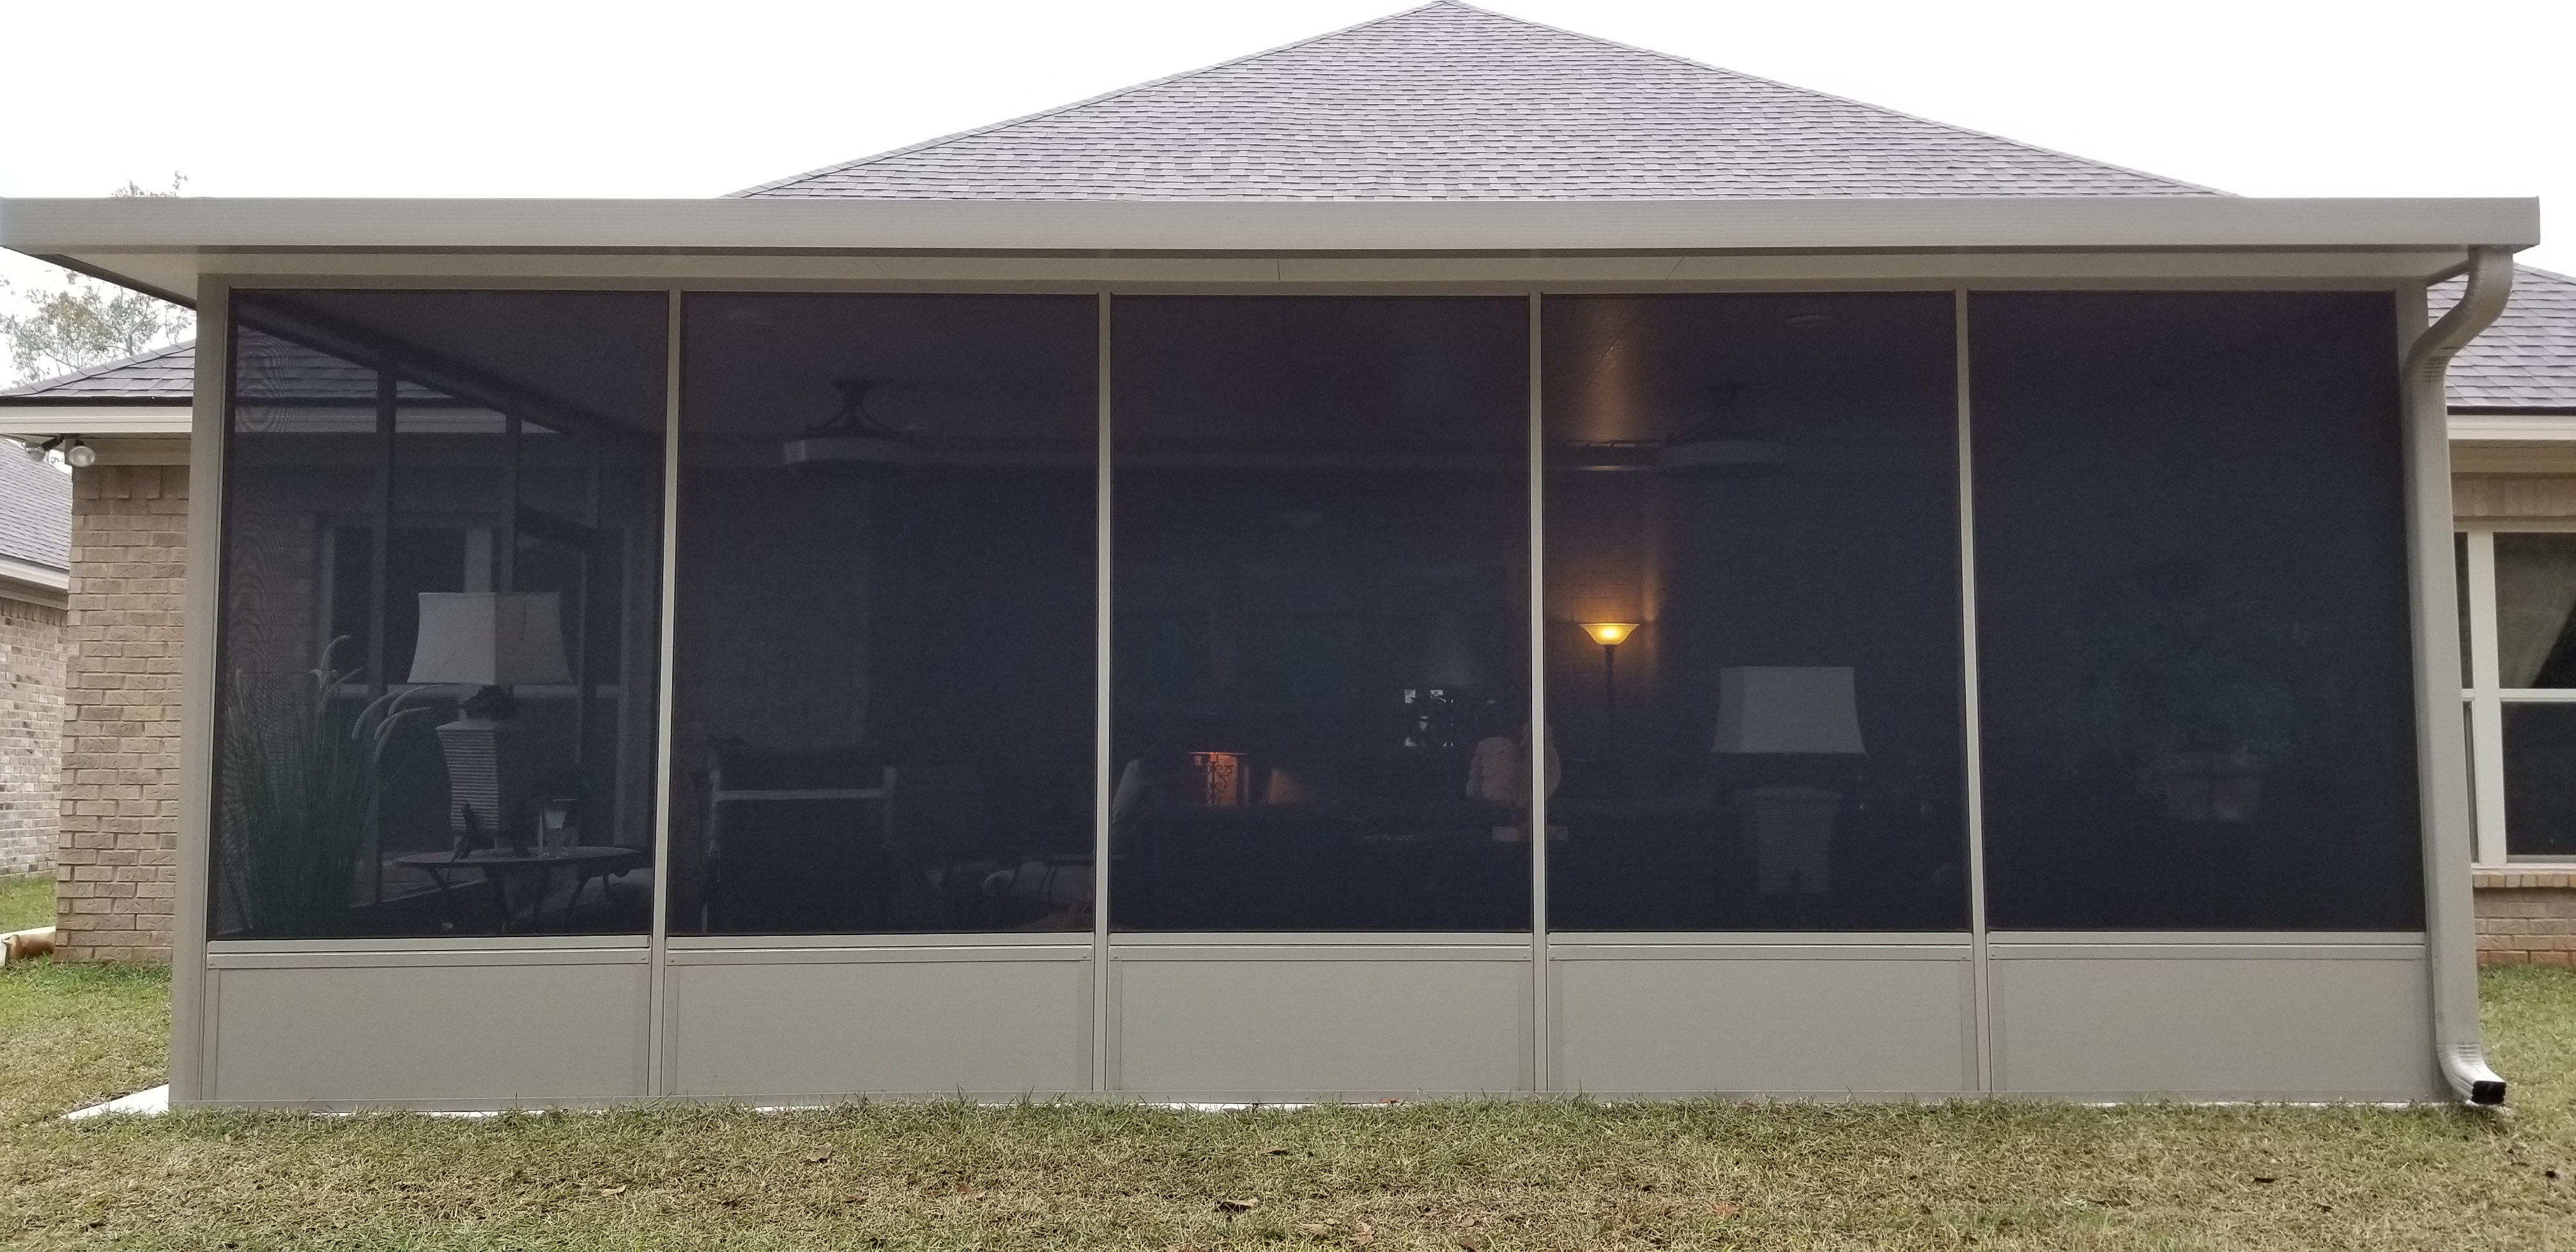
2455;473;2576;519
2455;469;2576;965
54;464;187;962
2476;868;2576;966
0;592;65;880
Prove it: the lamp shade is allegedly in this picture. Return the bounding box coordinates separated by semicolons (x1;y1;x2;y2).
1713;666;1864;755
1420;611;1485;687
407;592;574;687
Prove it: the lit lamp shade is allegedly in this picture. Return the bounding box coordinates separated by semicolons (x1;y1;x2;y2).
1713;666;1864;755
407;592;574;687
1583;622;1637;646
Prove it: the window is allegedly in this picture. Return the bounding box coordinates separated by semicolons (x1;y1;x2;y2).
1110;297;1531;931
668;294;1098;935
2457;529;2576;860
1972;292;2421;931
1540;294;1968;931
214;291;668;938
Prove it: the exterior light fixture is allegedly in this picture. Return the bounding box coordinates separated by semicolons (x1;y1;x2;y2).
37;435;96;468
781;378;917;474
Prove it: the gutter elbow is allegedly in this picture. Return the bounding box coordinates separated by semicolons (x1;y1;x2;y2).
2441;1042;2506;1106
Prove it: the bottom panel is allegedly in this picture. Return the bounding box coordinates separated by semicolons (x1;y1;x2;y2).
1991;943;2434;1100
664;951;1091;1099
1552;947;1974;1097
206;956;648;1105
1114;949;1529;1097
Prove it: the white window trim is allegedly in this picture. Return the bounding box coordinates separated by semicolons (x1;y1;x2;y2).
2455;523;2576;866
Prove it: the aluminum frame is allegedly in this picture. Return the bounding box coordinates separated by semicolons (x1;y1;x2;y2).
166;255;2476;1106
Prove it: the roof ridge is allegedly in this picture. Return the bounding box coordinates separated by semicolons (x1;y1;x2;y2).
1434;1;2222;196
730;3;1458;198
0;337;195;398
741;0;2218;200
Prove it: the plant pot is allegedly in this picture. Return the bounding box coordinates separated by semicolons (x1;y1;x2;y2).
2152;751;2267;823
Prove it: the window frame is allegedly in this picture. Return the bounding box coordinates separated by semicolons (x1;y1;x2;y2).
2456;521;2576;865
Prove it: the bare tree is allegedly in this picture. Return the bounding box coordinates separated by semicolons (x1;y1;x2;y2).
0;177;197;386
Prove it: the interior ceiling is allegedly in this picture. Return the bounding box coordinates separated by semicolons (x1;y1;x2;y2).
1544;293;1957;445
683;294;1094;440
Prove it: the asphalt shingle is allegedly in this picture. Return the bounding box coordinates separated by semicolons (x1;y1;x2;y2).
0;441;68;571
0;340;193;401
742;1;2213;201
2439;266;2576;412
0;331;445;406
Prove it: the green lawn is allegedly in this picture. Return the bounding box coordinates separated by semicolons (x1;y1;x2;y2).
1;959;2572;1249
0;871;52;933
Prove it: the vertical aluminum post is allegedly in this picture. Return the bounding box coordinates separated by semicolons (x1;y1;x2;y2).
644;287;684;1096
1092;291;1116;1093
1954;288;1994;1094
1527;291;1551;1092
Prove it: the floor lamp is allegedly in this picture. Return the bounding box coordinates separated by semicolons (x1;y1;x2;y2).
1581;623;1637;754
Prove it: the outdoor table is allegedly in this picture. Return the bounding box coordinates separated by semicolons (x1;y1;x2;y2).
394;846;641;933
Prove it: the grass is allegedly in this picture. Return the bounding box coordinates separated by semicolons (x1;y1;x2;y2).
0;871;52;933
0;965;2570;1250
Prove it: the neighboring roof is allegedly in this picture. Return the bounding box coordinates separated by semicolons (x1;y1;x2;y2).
0;339;192;403
0;330;450;408
2442;266;2576;413
0;441;69;572
742;1;2214;201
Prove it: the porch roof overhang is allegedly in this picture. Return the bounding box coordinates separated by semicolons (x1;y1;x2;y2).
0;194;2542;307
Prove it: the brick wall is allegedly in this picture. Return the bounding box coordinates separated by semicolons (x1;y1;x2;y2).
2475;867;2576;966
54;464;187;963
0;592;65;879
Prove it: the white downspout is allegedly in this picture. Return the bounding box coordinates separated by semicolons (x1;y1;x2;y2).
2407;245;2513;1105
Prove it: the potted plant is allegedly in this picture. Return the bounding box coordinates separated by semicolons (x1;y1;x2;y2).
217;639;433;936
2063;563;2299;825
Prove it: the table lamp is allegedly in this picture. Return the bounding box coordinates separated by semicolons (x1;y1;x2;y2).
1714;666;1863;896
409;592;574;852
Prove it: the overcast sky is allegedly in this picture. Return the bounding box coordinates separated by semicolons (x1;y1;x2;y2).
1;0;2566;296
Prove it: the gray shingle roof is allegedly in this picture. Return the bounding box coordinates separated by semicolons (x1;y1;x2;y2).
2440;266;2576;412
742;1;2214;201
0;442;69;571
0;331;449;406
0;340;193;401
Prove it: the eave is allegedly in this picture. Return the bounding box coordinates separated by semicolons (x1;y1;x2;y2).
0;195;2542;307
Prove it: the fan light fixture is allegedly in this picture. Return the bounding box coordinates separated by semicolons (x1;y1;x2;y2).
1655;381;1787;474
782;378;917;474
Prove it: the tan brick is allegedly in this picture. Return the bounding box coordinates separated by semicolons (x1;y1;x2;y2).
54;464;186;965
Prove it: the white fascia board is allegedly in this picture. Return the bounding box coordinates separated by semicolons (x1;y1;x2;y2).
2450;414;2576;443
0;195;2540;265
0;405;192;436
